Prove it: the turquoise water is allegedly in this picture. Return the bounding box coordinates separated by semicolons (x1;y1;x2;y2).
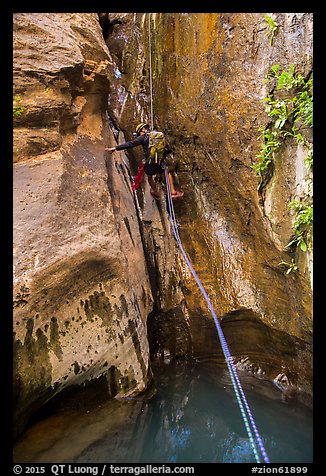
13;360;313;464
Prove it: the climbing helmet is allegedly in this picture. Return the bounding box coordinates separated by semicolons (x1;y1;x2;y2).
135;122;149;136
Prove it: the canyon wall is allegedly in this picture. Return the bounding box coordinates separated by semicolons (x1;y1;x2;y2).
13;13;313;437
105;12;313;401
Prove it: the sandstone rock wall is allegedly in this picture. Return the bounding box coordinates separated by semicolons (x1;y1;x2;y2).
150;12;313;338
13;13;159;437
13;13;313;436
103;12;313;404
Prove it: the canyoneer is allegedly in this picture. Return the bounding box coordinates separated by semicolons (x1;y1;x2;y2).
106;122;184;200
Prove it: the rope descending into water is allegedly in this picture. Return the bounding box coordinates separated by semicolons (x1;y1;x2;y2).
164;167;270;463
146;12;270;463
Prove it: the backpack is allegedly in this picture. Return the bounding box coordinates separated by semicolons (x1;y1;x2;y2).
148;130;166;164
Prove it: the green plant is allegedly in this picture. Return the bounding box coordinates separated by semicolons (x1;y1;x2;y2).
304;149;313;170
286;200;313;252
262;95;289;129
294;85;313;127
281;126;304;145
13;96;26;118
252;65;313;178
268;64;301;90
278;258;298;274
264;14;279;46
251;128;280;178
266;65;313;128
252;65;313;258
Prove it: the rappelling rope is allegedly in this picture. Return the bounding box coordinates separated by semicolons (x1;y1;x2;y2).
148;13;154;130
145;12;269;464
164;168;270;463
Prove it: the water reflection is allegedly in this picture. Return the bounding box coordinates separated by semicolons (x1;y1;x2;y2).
122;362;264;463
14;360;312;464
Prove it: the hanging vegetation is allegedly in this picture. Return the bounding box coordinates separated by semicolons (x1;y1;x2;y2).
252;64;313;263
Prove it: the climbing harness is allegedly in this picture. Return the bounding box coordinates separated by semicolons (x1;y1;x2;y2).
146;12;270;464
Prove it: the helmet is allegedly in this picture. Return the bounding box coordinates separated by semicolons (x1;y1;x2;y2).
135;122;149;136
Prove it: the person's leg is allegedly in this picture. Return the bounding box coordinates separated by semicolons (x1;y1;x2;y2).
147;175;160;199
168;172;184;198
165;157;184;198
168;172;177;195
148;175;158;193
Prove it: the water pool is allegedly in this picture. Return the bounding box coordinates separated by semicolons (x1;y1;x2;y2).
13;360;313;464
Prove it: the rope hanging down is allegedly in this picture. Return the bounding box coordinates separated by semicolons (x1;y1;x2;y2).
148;13;154;130
164;167;270;464
146;12;270;464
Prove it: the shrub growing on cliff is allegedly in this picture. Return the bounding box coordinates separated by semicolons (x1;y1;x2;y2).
252;64;313;255
251;128;280;177
278;258;298;274
287;200;313;252
13;96;26;118
264;14;279;46
266;64;313;129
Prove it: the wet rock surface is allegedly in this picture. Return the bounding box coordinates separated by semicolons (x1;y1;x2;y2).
13;13;313;439
13;13;156;438
104;11;313;405
220;309;313;407
105;12;313;332
151;13;313;336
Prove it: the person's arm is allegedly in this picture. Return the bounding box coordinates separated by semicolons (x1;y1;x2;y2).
106;135;144;153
